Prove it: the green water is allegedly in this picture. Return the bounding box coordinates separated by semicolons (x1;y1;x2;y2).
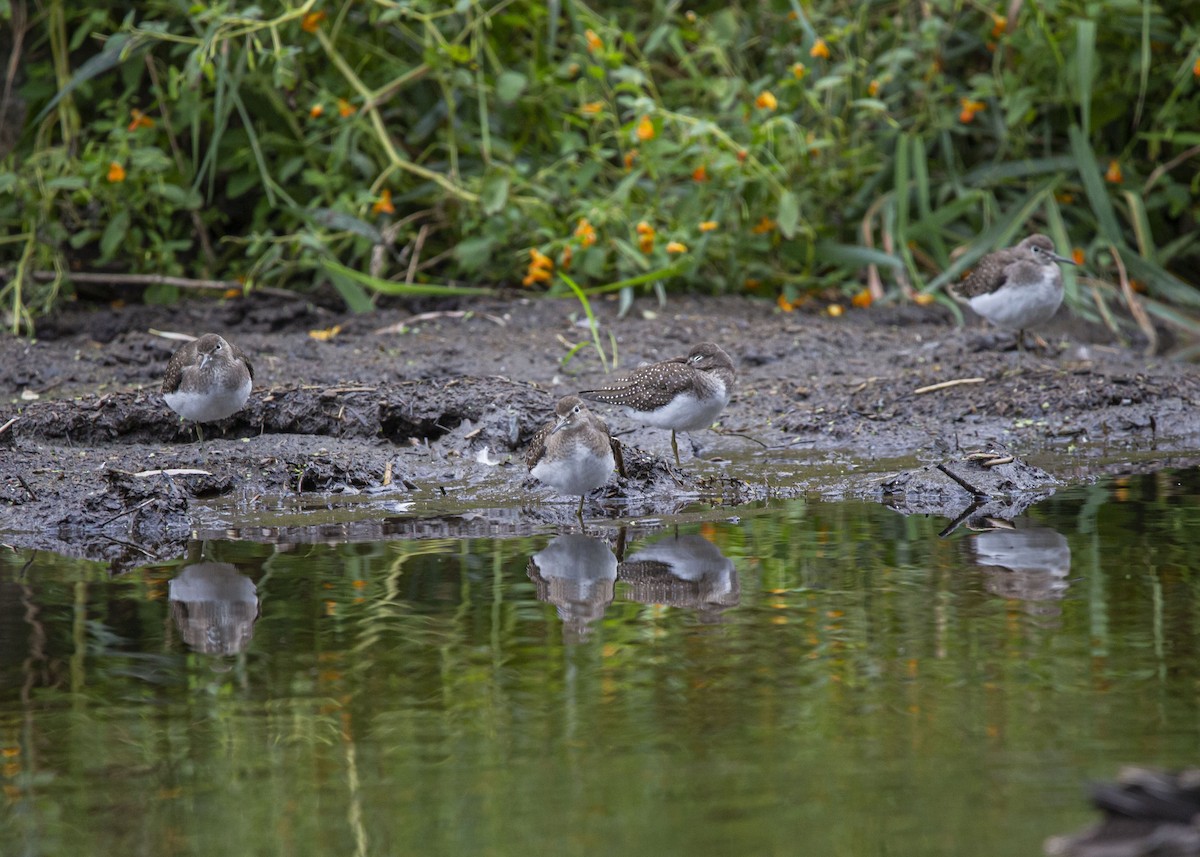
3;469;1200;857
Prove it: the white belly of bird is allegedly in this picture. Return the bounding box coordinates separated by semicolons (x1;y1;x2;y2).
531;441;614;497
164;377;252;423
968;275;1063;330
637;382;729;431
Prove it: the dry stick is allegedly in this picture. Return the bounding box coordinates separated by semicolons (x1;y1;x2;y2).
913;377;986;395
936;463;986;497
96;497;157;529
0;416;17;435
1109;244;1158;357
860;195;887;301
406;223;429;284
1144;144;1200;194
16;474;38;502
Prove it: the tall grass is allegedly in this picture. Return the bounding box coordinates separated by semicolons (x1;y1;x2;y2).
0;1;1197;337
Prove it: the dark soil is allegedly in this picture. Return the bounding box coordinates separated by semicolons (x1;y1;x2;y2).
3;290;1198;565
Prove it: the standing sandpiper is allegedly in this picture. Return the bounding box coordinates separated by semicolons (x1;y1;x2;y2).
579;342;735;466
951;234;1076;350
162;334;254;439
526;396;624;522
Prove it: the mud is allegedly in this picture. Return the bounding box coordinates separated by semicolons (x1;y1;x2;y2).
2;289;1199;563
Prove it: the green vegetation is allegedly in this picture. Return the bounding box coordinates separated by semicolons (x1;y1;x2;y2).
1;1;1198;335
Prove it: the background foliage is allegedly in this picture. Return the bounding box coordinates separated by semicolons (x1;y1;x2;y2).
1;0;1198;334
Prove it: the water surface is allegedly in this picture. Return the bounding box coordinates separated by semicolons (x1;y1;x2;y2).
3;469;1199;856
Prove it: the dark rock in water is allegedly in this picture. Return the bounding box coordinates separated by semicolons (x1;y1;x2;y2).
1045;767;1200;857
880;442;1058;523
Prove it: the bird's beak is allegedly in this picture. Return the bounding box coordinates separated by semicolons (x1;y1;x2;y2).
1052;252;1077;266
551;415;569;434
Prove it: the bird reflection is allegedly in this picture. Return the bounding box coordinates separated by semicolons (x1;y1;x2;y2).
617;533;739;621
527;534;618;641
168;562;260;655
967;518;1071;615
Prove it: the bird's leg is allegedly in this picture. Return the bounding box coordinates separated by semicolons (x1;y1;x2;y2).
670;430;680;467
576;495;586;529
195;424;205;443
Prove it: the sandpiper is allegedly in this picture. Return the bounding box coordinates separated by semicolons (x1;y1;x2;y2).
526;395;623;521
951;233;1076;350
162;334;254;439
579;341;735;466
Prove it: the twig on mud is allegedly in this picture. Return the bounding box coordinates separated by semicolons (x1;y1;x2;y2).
0;416;17;436
96;497;157;528
134;468;212;478
935;463;985;497
711;428;769;449
914;377;985;395
99;535;155;558
980;455;1014;468
1109;244;1157;357
16;474;37;502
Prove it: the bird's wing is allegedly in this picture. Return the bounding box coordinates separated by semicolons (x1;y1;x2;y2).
233;345;255;381
579;362;696;410
954;248;1019;298
524;419;555;469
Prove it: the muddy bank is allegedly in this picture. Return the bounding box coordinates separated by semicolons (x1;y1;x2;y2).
2;290;1198;563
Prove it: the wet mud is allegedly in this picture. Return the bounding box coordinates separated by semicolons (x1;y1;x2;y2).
2;290;1199;562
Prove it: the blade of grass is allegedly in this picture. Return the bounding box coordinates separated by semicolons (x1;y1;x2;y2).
577;260;688;296
321;259;497;296
1068;124;1122;244
557;271;610;372
1075;19;1095;131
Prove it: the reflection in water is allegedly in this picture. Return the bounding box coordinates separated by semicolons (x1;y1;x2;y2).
527;534;617;640
968;518;1071;614
618;533;739;620
168;561;260;655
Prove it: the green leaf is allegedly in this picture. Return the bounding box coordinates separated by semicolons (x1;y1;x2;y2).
777;190;800;239
46;177;88;191
1075;20;1096;131
151;184;204;209
495;70;527;104
99;209;130;262
480;169;510;215
308;208;384;244
33;33;150;124
327;273;374;314
453;236;496;272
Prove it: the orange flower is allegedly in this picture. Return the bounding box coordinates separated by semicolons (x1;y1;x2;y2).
636;221;656;253
580;101;604;115
1194;57;1200;78
623;149;637;170
665;241;687;254
1055;191;1075;204
337;98;355;117
851;289;872;308
1105;160;1123;183
692;164;708;182
991;15;1007;38
127;109;155;131
523;247;554;286
827;303;844;317
867;79;880;97
755;90;778;110
301;11;326;33
559;245;573;270
106;161;126;183
912;292;936;306
574;218;597;247
309;103;325;119
810;38;830;59
736;149;748;163
792;63;807;79
777;294;795;312
636;115;655;141
1071;247;1085;266
744;278;761;290
698;220;718;232
752;216;776;234
1130;279;1147;293
959;98;985;123
372;189;395;215
585;29;602;53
